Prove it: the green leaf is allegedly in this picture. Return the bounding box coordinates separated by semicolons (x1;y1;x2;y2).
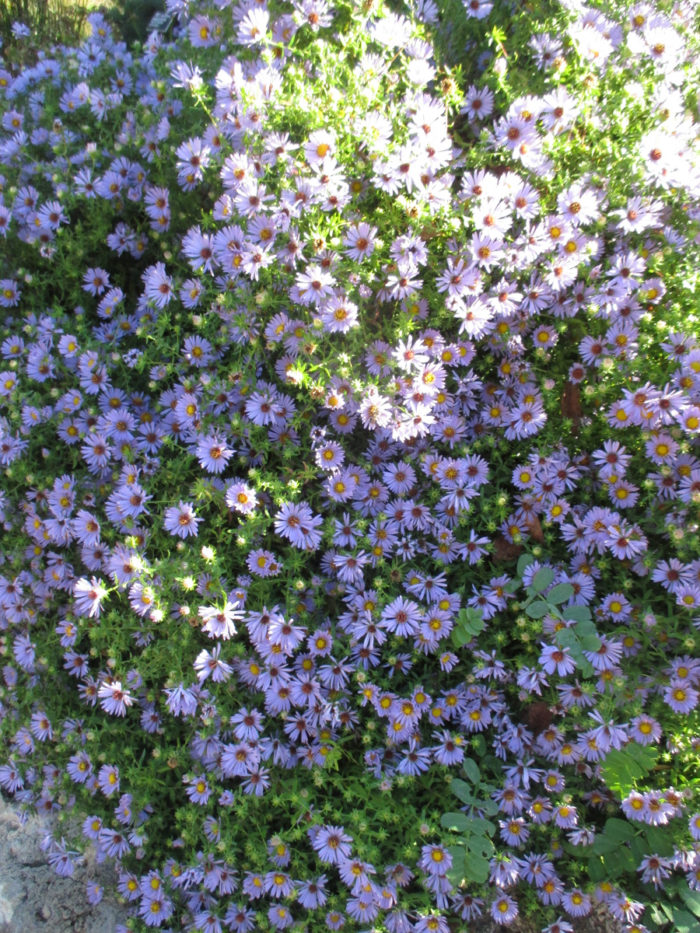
446;846;465;887
463;849;490;884
579;633;602;651
603;818;636;842
555;627;577;647
547;582;575;604
451;627;471;648
603;847;637;874
525;599;551;618
574;618;599;638
649;904;669;926
441;812;470;832
587;857;605;883
531;567;555;592
642;824;673;857
629;836;648;863
600;744;657;799
470;835;495;855
464;614;484;636
563;605;592;622
468;818;495;836
591;835;620;856
449;779;474;805
517;553;534;577
464;607;484;623
479;798;499;817
678;882;700;919
462;758;480;785
626;743;658;769
670;908;698;933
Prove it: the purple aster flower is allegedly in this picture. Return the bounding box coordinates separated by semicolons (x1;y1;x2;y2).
320;295;359;333
86;881;103;905
98;679;134;717
664;682;698;713
539;643;576;677
230;707;264;742
163;500;200;538
194;645;233;683
247;549;282;577
185;775;211;805
97;764;120;796
198;600;243;640
164;683;198;718
418;844;453;877
139;892;174;927
196;433;234;474
97;827;131;858
380;596;421;637
491;893;519;925
73;576;108;618
274;501;323;550
142;262;174;308
542;921;574;933
241;768;270;796
226;480;257;514
311;825;353;865
561;888;591;917
297;875;328;909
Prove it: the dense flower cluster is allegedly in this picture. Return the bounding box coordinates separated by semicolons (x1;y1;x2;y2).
0;0;699;931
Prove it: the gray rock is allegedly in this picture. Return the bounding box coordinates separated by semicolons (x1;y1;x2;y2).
0;795;131;933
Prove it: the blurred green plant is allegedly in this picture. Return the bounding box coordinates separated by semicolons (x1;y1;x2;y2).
99;0;167;48
0;0;91;64
0;0;167;62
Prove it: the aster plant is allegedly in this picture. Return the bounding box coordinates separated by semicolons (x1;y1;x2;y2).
0;1;699;932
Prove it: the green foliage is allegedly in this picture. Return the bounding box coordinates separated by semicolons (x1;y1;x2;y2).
600;743;659;800
100;0;167;46
442;761;497;885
